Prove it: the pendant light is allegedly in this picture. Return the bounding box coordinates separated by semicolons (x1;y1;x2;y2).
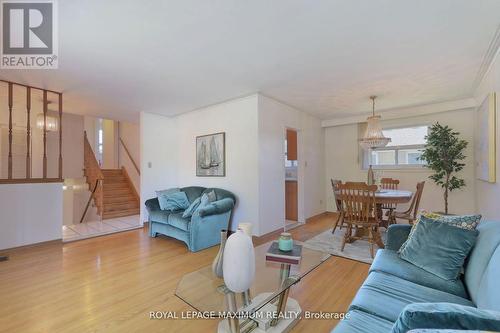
359;96;391;150
35;100;59;132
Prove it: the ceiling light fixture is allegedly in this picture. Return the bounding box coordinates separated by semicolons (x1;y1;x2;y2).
359;96;391;150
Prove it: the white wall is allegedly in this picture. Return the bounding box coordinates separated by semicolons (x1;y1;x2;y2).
140;94;325;236
140;112;179;224
175;95;260;232
61;112;85;179
474;48;500;220
102;119;119;169
0;183;63;250
325;108;477;215
140;95;261;233
258;95;325;234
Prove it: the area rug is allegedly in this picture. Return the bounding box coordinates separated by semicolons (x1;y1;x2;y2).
303;229;387;264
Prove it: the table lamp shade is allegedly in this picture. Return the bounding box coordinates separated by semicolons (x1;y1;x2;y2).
223;229;255;293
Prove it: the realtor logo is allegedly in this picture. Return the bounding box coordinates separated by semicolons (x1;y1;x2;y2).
1;0;58;69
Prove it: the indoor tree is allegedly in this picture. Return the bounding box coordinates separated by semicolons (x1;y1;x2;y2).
420;122;468;214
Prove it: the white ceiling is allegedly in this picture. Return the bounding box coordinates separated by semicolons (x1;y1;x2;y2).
1;0;500;122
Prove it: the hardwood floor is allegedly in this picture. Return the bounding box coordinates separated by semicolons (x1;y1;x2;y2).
0;213;368;333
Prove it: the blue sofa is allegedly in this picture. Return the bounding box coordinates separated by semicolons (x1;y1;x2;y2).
145;186;236;252
333;220;500;333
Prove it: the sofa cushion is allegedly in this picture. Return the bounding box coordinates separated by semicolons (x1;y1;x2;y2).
156;188;180;210
181;186;206;203
182;196;202;218
370;249;468;298
203;187;236;203
332;310;393;333
168;212;191;232
349;272;473;322
399;213;481;254
399;216;478;280
392;302;500;333
158;191;190;211
149;210;172;224
464;220;500;307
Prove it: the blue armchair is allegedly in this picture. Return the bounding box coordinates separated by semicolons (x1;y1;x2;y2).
145;186;236;252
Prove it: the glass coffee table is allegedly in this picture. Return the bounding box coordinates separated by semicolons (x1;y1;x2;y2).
176;240;330;333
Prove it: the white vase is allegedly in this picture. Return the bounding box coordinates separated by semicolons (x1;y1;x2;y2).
222;229;255;293
238;223;253;238
211;230;227;278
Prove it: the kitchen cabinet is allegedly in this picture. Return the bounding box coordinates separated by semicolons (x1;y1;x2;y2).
285;180;298;221
286;129;297;161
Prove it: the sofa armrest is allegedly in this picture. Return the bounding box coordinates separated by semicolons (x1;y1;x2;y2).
197;198;234;217
145;198;161;212
392;303;500;333
386;224;412;251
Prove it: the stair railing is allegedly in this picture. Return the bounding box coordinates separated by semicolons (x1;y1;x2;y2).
119;137;140;175
82;131;104;222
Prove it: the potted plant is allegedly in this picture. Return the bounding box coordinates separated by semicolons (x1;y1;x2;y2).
420;122;468;214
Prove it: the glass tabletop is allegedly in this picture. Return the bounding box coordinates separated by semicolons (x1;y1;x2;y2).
175;240;329;315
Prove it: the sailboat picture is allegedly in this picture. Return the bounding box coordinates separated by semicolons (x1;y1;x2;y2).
196;132;225;176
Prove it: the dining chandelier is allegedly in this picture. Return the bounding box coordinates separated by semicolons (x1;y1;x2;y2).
359;96;391;150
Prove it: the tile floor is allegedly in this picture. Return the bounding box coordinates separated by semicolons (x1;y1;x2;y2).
62;215;143;242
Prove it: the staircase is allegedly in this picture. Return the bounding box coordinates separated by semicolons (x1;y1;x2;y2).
83;132;139;221
101;169;140;219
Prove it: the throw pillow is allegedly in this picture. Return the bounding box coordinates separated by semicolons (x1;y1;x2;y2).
392;302;500;333
158;191;190;211
399;216;478;280
194;191;217;215
182;196;202;218
205;190;217;202
398;213;482;253
156;188;180;210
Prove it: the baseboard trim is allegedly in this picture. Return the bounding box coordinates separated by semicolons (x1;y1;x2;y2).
254;211;335;241
0;238;63;252
305;211;335;223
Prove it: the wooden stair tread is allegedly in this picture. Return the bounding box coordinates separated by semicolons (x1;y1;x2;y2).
103;208;140;219
85;167;139;220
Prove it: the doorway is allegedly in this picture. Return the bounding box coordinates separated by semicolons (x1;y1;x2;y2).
285;128;299;230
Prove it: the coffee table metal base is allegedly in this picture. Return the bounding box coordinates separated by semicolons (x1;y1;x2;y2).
218;293;302;333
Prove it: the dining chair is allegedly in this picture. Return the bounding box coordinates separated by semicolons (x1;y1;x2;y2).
389;181;425;225
379;178;400;224
337;182;382;258
331;179;344;234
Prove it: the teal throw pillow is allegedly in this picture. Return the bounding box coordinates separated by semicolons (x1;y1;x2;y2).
194;191;216;215
392;303;500;333
158;191;190;211
182;196;202;218
156;188;180;210
399;213;481;254
399;216;478;280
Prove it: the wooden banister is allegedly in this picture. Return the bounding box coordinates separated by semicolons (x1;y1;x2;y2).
0;78;63;184
119;137;140;175
83;131;104;219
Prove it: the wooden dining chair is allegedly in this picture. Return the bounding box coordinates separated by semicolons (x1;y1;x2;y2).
337;182;382;258
389;181;425;225
379;178;400;224
331;179;344;234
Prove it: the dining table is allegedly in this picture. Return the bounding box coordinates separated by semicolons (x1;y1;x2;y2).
335;188;414;248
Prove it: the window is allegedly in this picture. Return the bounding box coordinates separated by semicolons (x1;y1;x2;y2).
364;125;428;169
